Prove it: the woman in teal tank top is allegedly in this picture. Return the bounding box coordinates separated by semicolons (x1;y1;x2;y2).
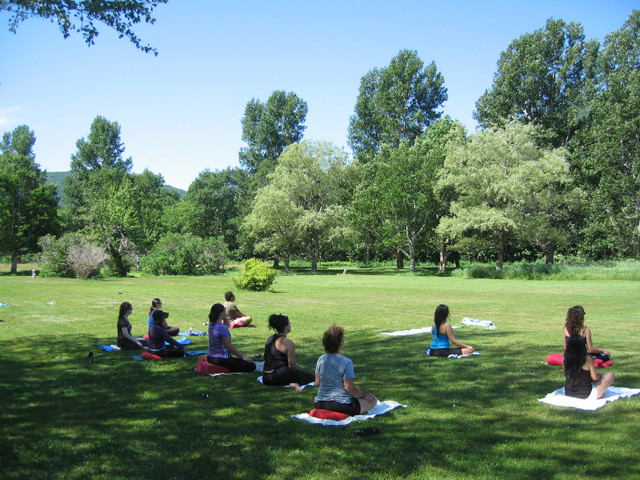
427;304;474;357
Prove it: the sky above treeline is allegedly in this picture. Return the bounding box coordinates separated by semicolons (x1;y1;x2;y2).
0;0;637;190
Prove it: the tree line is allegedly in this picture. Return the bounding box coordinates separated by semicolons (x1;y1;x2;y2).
1;12;638;276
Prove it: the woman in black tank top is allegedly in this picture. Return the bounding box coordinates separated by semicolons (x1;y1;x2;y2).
262;314;315;391
564;334;614;399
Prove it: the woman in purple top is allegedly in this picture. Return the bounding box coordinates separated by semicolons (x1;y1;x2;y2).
148;310;186;357
207;303;256;372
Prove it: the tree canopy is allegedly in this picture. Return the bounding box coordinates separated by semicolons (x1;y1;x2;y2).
0;0;167;55
474;18;599;148
239;90;308;180
0;125;59;273
348;49;447;161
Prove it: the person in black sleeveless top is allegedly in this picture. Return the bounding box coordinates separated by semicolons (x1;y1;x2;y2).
564;334;614;399
262;314;315;391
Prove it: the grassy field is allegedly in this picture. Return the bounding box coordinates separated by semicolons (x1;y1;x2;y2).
1;265;639;479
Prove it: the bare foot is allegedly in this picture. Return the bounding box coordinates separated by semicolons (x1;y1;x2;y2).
289;383;302;392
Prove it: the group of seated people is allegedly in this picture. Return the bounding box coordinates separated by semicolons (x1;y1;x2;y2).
116;294;615;414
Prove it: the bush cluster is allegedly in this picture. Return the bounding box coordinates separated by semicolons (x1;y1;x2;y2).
140;233;228;276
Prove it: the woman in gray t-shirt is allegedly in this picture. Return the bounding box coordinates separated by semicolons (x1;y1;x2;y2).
314;325;378;416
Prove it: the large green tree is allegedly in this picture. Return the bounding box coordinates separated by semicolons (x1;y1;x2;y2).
348;49;448;161
437;122;578;269
1;0;167;55
0;125;59;273
64;116;169;276
573;10;640;258
351;117;466;272
474;18;599;149
178;167;248;252
239;91;308;180
243;140;353;273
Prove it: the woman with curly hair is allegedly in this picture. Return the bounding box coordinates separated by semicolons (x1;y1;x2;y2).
563;305;610;361
564;334;614;399
262;313;315;391
313;325;378;415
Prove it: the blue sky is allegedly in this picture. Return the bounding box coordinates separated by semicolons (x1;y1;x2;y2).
0;1;636;190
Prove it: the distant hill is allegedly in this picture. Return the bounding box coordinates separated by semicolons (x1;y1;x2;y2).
45;171;187;204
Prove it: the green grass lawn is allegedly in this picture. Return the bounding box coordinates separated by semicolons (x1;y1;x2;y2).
1;266;639;479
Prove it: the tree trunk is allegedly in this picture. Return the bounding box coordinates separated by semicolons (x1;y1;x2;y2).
410;257;415;273
396;249;404;269
439;241;447;273
496;231;504;271
544;250;554;265
284;256;290;272
10;254;19;274
273;257;280;269
311;256;318;273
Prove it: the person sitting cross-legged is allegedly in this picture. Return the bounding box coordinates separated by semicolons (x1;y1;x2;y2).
223;291;253;328
313;325;378;416
262;313;315;391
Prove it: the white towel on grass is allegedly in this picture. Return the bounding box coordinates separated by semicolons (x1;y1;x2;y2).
256;376;315;390
538;386;640;411
461;317;494;328
425;349;480;358
291;400;406;425
380;326;461;336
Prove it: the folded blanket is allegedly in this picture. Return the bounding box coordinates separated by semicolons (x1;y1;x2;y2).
538;386;640;411
186;330;207;336
462;317;494;328
256;376;315;391
380;326;461;336
291;400;407;425
425;349;481;359
98;343;120;352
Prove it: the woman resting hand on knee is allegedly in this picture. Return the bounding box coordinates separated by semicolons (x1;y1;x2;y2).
427;304;474;357
314;325;378;415
262;313;315;391
564;334;614;399
207;303;255;373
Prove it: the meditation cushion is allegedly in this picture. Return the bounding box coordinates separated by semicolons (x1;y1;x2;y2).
546;354;563;366
197;356;231;375
309;409;350;421
141;352;163;360
546;353;612;368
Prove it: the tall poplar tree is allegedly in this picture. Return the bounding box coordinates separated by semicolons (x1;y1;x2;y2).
348;49;447;162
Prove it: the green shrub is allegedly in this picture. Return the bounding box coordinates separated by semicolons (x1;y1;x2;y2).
140;233;228;276
37;234;77;278
232;258;278;291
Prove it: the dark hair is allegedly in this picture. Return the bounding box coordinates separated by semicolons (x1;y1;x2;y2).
565;305;585;335
119;301;132;317
322;325;344;354
434;304;449;338
209;303;225;323
151;309;168;325
149;298;162;316
563;334;587;380
268;314;289;333
225;291;234;301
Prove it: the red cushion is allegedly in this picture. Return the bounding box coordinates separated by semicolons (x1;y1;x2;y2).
144;334;149;339
196;357;231;375
309;409;350;421
141;352;163;360
594;358;613;369
546;353;563;366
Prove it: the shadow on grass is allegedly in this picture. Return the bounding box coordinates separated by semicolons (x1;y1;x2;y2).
1;333;639;480
277;265;454;277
